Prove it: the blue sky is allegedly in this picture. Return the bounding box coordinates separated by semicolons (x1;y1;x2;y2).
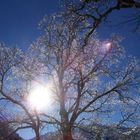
0;0;139;139
0;0;60;50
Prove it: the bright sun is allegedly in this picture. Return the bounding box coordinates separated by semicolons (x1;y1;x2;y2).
28;84;52;111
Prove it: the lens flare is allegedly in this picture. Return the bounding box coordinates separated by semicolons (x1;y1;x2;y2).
105;42;112;50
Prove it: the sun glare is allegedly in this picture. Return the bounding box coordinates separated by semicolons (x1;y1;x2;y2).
28;83;52;111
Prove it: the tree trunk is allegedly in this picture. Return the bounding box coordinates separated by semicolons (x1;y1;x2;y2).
62;127;73;140
95;132;102;140
35;128;40;140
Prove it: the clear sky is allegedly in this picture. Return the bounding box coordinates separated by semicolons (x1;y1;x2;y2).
0;0;139;139
0;0;60;50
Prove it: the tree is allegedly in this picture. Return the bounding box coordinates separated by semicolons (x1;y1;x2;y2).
63;0;140;45
29;15;140;140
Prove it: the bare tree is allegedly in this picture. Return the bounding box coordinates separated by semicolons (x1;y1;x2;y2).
0;9;139;139
29;16;140;140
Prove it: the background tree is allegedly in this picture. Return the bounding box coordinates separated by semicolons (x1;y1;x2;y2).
29;15;140;140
